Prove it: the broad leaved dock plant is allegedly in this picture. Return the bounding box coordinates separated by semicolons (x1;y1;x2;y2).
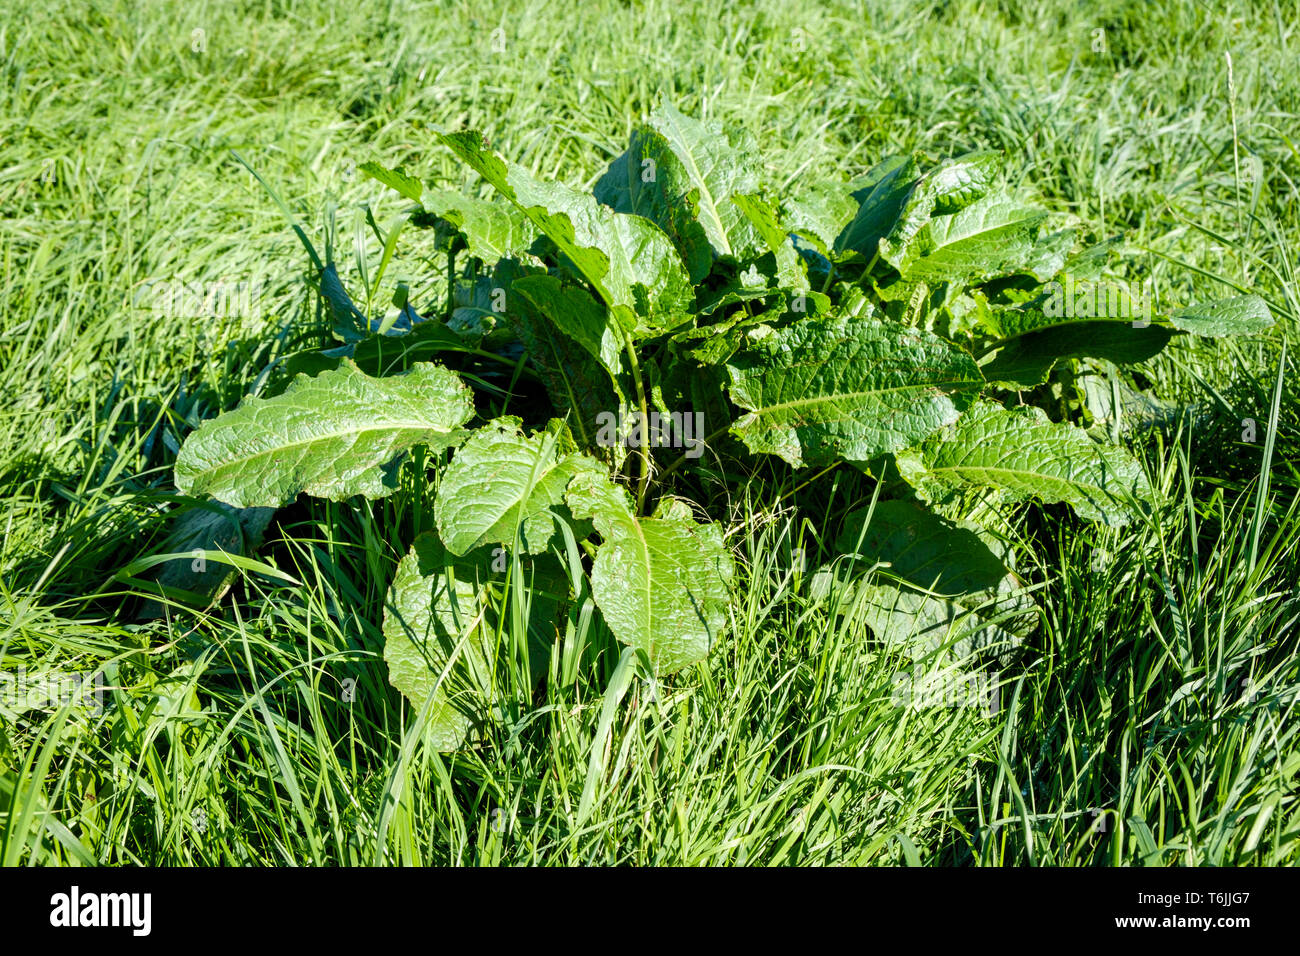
172;100;1273;749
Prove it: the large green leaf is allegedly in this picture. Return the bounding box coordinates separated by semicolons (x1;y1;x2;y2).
175;361;473;508
595;100;769;278
977;278;1173;384
883;194;1050;283
565;472;733;673
783;179;862;260
831;155;920;261
362;161;539;261
383;534;500;751
319;263;370;342
783;161;914;259
435;419;604;556
925;151;1001;214
512;274;626;378
835;499;1008;597
981;287;1148;338
857;152;996;269
439;131;691;328
594;128;714;283
359;162;423;202
980;306;1175;386
897;402;1153;525
831;499;1036;660
645;100;762;260
730;193;809;290
1169;294;1275;336
422;189;540;263
383;532;570;751
137;502;277;618
877;152;999;262
482;262;627;453
817;570;1021;664
514;315;625;455
725;314;985;467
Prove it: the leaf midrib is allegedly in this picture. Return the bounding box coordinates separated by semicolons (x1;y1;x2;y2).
657;111;731;256
187;416;459;483
741;377;980;417
462;437;568;550
926;460;1127;500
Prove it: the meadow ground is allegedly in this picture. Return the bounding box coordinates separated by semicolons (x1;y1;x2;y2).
1;0;1297;864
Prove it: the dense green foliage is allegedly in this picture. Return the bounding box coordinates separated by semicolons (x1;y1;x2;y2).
174;101;1270;748
3;0;1297;866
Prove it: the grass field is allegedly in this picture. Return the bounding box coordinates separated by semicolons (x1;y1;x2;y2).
1;0;1297;865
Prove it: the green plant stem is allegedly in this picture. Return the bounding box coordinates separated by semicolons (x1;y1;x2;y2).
819;262;836;295
622;330;653;514
656;423;733;482
444;247;457;320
